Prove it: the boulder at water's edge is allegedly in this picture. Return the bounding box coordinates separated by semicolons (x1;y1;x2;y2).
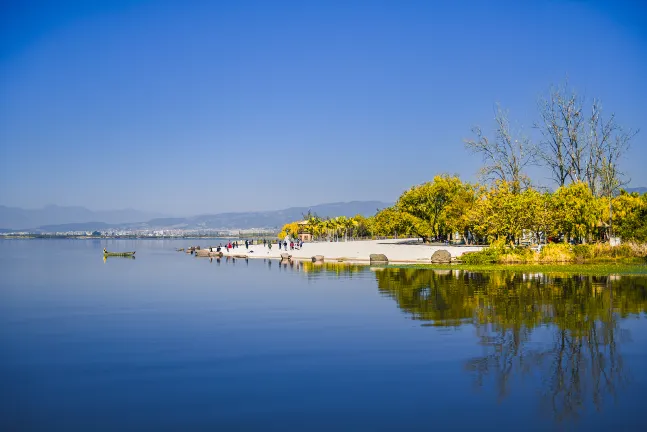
431;249;451;263
370;253;389;264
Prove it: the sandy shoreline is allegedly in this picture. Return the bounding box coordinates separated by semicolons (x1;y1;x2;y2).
198;238;486;263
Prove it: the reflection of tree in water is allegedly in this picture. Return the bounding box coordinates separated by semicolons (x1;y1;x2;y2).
298;261;369;279
376;269;647;421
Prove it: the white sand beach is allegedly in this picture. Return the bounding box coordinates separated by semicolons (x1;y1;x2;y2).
209;238;485;263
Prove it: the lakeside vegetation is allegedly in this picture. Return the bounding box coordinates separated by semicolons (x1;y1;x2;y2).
280;81;646;266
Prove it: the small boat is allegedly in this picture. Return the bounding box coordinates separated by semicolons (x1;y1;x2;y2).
103;248;136;257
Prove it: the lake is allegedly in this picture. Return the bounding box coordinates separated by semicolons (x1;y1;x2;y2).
1;239;646;431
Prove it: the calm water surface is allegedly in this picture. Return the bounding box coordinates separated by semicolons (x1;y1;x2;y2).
1;239;646;431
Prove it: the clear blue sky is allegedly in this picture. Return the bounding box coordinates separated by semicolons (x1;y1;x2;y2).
1;0;645;215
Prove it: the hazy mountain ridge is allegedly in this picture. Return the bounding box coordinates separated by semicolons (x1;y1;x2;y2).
183;201;392;230
0;201;392;232
0;205;168;230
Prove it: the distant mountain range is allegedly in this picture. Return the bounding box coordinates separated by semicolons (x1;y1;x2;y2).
0;205;167;230
0;201;392;232
625;187;647;195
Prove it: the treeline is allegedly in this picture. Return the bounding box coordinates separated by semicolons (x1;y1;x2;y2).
281;81;643;246
281;176;647;245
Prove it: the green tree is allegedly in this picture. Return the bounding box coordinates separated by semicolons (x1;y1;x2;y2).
551;182;601;243
468;181;527;244
611;191;647;241
396;174;467;242
520;188;554;244
371;207;420;238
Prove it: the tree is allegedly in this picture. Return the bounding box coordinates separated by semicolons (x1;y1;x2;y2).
611;191;647;241
305;215;324;240
444;181;480;244
536;84;571;187
351;214;368;238
468;181;528;244
396;174;466;242
551;182;601;243
520;188;554;244
585;99;636;198
371;207;420;238
465;105;536;192
535;82;637;197
278;221;300;240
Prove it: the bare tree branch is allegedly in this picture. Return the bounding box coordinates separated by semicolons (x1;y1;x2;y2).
465;105;536;191
535;81;637;197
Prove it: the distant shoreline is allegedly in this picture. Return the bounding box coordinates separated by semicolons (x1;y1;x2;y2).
0;234;278;240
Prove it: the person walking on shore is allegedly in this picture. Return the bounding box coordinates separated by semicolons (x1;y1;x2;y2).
245;240;249;249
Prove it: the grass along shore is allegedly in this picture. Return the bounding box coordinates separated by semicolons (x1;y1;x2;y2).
457;241;647;265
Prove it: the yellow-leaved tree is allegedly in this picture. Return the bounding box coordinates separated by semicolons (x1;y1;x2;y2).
278;221;300;240
551;182;601;243
468;181;527;244
396;174;471;242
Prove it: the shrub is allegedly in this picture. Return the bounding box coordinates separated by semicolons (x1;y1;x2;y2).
459;240;647;265
626;242;647;257
460;248;499;264
461;239;538;264
586;243;641;259
540;243;574;263
498;247;535;263
612;244;635;258
572;244;593;260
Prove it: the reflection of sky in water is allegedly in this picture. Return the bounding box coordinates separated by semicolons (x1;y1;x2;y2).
1;240;646;431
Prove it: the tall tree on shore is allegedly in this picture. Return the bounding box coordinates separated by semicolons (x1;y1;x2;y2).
465;105;536;193
551;182;601;243
536;84;571;187
467;181;527;244
588;99;637;202
371;207;420;238
611;191;647;241
396;174;467;242
535;82;637;197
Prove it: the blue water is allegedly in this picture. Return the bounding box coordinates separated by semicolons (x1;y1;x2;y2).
1;239;646;431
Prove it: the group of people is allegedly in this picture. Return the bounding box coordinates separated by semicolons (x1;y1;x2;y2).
277;239;303;251
213;238;305;254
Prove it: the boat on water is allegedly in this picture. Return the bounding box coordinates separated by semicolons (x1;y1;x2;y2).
103;248;136;257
